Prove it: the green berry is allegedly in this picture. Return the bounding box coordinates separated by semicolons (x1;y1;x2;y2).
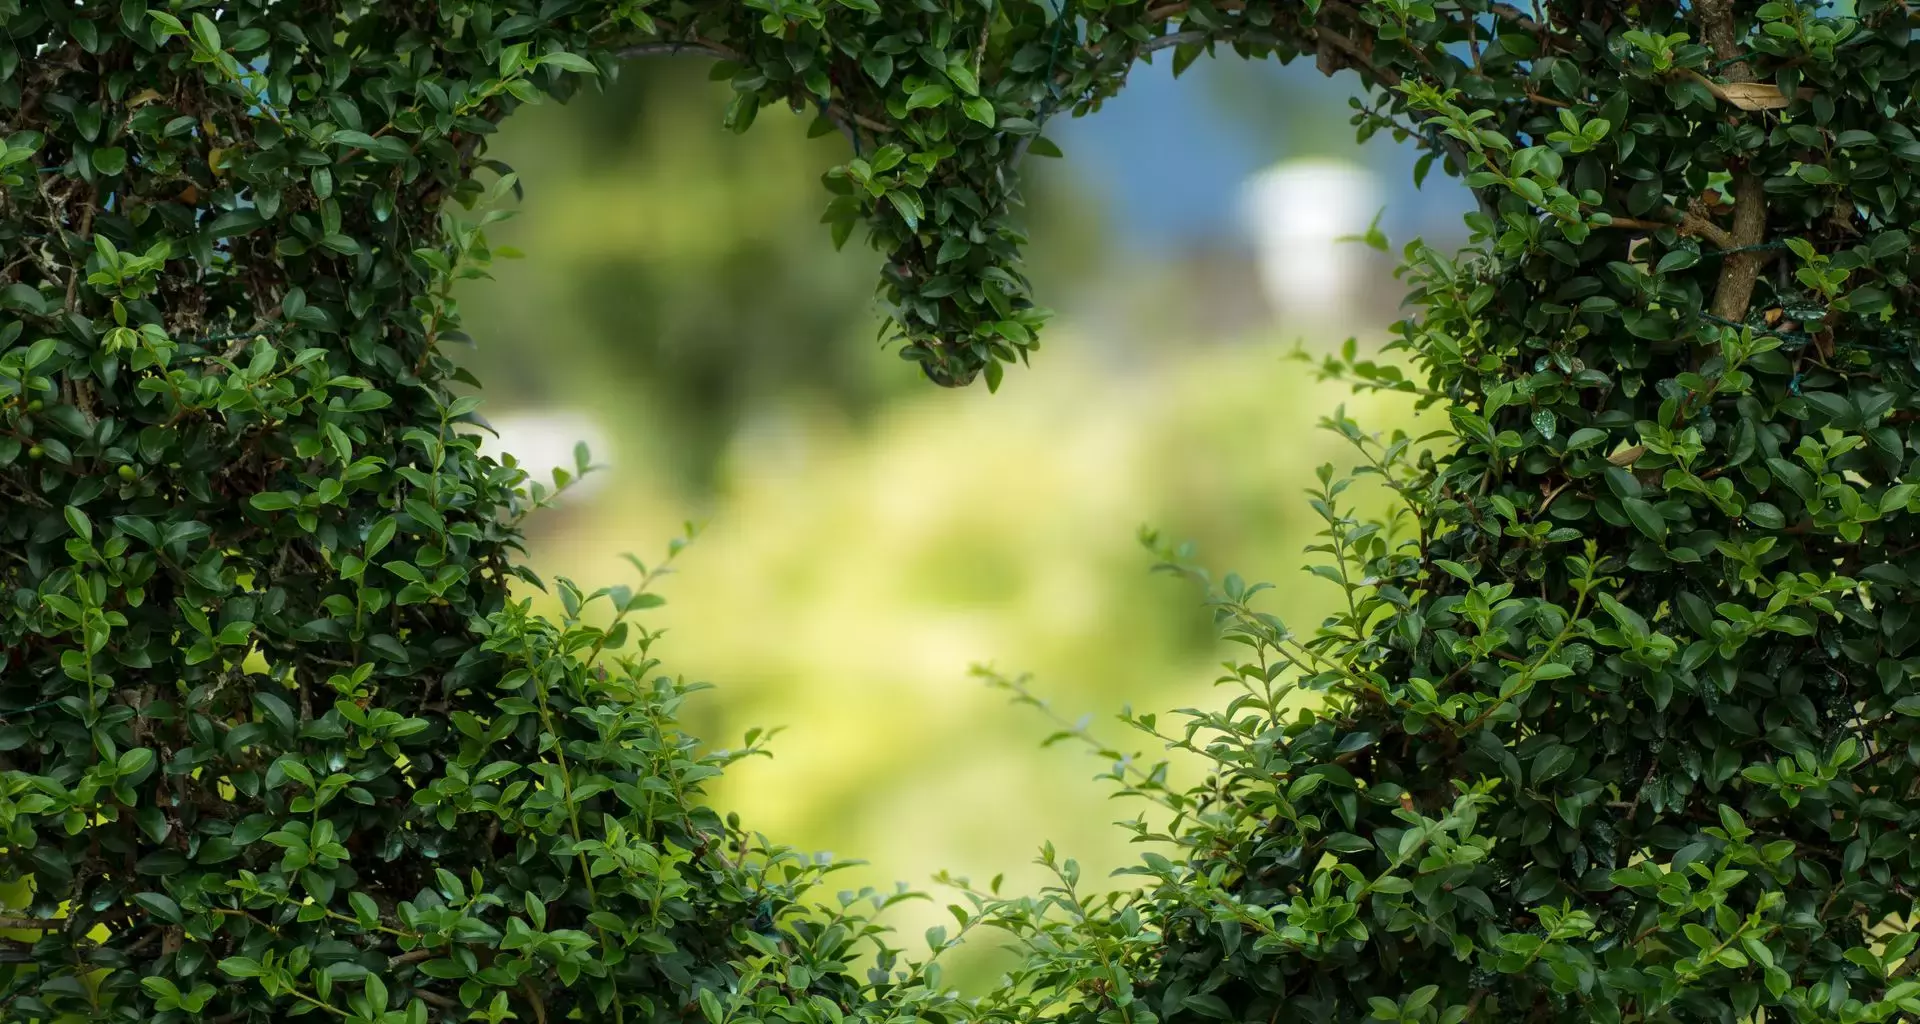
117;464;137;480
26;445;42;459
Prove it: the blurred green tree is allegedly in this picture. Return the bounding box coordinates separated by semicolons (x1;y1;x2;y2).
460;59;1106;488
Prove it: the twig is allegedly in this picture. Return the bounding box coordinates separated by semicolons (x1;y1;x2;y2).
615;40;736;62
387;947;436;969
1315;26;1498;221
1146;0;1249;20
617;39;889;147
415;989;459;1011
841;109;893;133
64;188;93;313
1140;30;1208;56
1489;2;1545;32
521;979;550;1024
974;0;996;71
1602;210;1736;251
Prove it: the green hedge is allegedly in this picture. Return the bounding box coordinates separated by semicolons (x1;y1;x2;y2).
3;1;1917;1023
0;3;944;1022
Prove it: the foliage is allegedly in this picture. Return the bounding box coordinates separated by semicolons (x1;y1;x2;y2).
452;57;893;489
7;0;1920;1023
0;2;973;1023
869;2;1919;1023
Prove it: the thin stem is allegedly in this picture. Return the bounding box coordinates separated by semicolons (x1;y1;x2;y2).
529;661;625;1024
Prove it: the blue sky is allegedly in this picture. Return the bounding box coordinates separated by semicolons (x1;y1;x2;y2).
1051;52;1479;251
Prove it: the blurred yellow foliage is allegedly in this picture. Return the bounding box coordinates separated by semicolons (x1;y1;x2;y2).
515;330;1420;987
458;57;1424;990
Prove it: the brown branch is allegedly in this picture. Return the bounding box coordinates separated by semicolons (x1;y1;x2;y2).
1313;24;1500;222
1316;26;1397;84
617;39;890;147
1601;210;1736;251
1680;209;1737;251
1712;173;1768;319
64;187;94;313
1694;0;1754;82
1140;30;1209;56
415;989;459;1011
615;40;738;62
1600;216;1670;233
842;109;894;134
388;947;437;969
521;979;550;1024
1488;3;1546;33
1694;0;1768;320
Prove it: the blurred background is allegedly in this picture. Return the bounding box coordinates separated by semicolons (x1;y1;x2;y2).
454;51;1473;988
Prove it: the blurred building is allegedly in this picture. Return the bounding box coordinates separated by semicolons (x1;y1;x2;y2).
473;408;613;502
1242;157;1381;331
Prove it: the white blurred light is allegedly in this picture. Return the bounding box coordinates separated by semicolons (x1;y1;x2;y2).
473;408;613;501
1242;158;1381;322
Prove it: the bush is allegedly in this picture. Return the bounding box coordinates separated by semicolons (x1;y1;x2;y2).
634;0;1920;1021
6;1;1918;1023
930;4;1918;1024
0;4;959;1022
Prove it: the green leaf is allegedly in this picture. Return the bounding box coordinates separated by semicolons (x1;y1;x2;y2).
219;957;264;978
133;891;182;924
1531;744;1577;785
418;959;468;979
1745;502;1785;530
905;84;954;111
936;235;971;264
945;61;980;96
63;505;91;542
118;748;155;776
538;51;599;74
1622;496;1667;543
146;10;187;37
887;191;924;231
961;96;996;127
1025;135;1064;158
1656;248;1700;273
2;284;48;315
190;12;221;53
365;516;397;558
698;988;725;1024
1883;484;1919;515
92;147;128;176
1566;427;1608;450
1182;995;1232;1019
